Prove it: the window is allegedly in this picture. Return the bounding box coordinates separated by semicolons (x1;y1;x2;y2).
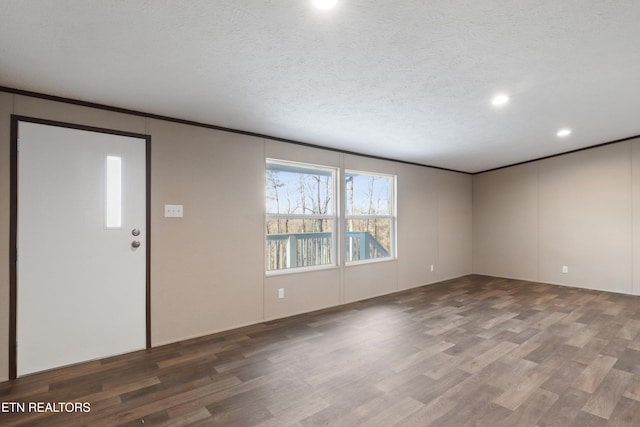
265;160;337;272
345;171;396;262
105;155;122;229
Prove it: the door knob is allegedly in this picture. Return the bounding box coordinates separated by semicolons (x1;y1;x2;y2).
131;240;141;248
131;228;140;236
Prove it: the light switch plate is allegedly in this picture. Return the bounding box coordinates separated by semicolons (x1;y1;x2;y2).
164;204;183;218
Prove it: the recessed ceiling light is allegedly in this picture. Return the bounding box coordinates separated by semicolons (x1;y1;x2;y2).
491;94;510;107
557;128;572;137
313;0;337;10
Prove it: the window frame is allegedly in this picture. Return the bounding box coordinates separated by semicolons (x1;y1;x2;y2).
344;169;397;265
265;159;339;274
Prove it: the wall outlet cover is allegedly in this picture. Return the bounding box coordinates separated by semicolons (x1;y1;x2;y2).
164;204;183;218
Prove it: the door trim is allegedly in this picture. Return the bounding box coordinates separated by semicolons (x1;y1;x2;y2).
9;115;152;379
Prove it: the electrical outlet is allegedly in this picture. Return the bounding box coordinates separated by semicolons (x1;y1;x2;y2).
562;266;568;274
430;264;434;272
278;288;285;299
164;204;183;218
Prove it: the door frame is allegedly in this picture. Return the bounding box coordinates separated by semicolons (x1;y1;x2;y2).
9;115;152;379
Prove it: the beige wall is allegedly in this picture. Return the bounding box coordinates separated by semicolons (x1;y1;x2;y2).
474;141;639;294
149;119;266;344
0;91;473;381
633;143;640;294
473;163;539;280
395;165;474;291
0;93;12;383
438;170;473;280
397;164;439;290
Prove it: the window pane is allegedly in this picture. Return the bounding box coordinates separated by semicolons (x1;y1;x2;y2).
266;219;334;271
105;156;122;228
345;218;391;261
345;173;392;216
266;162;334;215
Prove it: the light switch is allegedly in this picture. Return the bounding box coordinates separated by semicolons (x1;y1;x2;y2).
164;204;183;218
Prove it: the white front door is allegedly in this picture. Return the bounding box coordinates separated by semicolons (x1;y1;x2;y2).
16;120;147;376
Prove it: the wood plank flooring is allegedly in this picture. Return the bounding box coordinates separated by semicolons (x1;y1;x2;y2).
3;275;640;426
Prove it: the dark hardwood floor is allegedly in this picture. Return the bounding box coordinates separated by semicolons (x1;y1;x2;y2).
3;275;640;426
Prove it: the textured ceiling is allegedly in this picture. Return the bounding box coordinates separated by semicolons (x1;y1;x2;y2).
1;1;639;173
